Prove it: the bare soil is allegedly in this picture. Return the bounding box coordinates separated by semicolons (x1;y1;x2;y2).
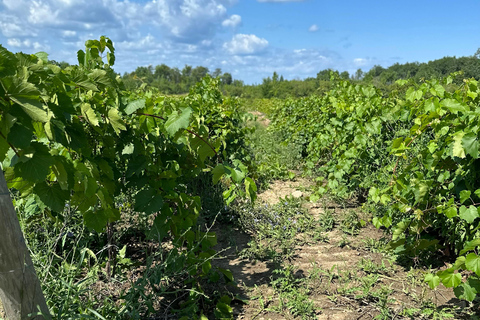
249;111;271;127
213;179;461;320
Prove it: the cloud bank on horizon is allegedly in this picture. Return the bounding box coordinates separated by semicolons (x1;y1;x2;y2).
0;0;478;84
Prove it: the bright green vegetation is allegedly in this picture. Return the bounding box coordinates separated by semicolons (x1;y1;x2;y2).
0;37;256;318
269;72;480;305
2;36;480;319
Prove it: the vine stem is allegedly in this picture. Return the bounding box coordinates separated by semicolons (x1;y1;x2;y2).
0;131;20;157
136;112;222;163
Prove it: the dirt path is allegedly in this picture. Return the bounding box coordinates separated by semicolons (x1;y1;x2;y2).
214;178;459;320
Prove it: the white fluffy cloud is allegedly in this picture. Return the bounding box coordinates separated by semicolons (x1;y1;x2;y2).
223;34;268;55
309;24;319;32
353;58;368;66
222;14;241;28
0;0;352;84
142;0;228;42
7;38;49;51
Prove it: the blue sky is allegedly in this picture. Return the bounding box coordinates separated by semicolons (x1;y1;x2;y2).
0;0;478;84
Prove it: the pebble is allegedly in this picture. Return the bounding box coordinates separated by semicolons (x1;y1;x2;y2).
292;190;303;198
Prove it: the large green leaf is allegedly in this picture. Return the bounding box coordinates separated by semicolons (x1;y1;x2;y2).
80;103;99;126
212;164;226;184
460;190;472;204
125;99;145;115
4;79;48;122
83;208;109;232
33;182;69;213
462;132;479;159
460;239;480;255
466;253;480;276
165;107;192;136
134;188;164;215
107;108;126;134
437;269;462;288
14;143;54;182
424;273;440;289
459;205;479;223
442;98;469;114
452;131;466;158
444;206;457;218
454;282;477;301
7;122;32;149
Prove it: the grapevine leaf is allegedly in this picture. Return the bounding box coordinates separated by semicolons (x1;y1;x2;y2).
459;205;479;223
98;159;114;180
437;269;462;288
107;52;115;66
14;143;54;182
442;99;469;114
197;142;215;162
452;131;466;158
7;123;32;149
460;239;480;255
134;188;164;215
125;99;145;115
34;52;48;63
212;164;227;184
444;206;457;218
107;108;126;134
33;182;69;213
83;208;109;232
431;84;445;98
165;107;192;137
88;69;111;87
465;253;480;276
454;282;477;302
424;273;440;289
462;132;479;158
245;177;257;202
122;143;134;155
77;50;85;66
453;256;466;269
10;96;48;123
52;160;70;190
392;221;408;241
80;103;99;126
230;167;245;183
460;190;472;204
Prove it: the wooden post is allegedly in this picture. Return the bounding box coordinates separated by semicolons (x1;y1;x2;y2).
0;171;51;319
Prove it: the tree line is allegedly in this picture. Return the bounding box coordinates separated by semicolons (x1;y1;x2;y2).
53;49;480;98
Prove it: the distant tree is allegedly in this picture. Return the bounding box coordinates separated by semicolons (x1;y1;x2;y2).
212;68;222;78
50;60;70;69
221;72;233;85
340;71;349;80
475;48;480;59
154;64;172;80
272;71;279;82
232;79;244;86
135;65;154;83
279;75;284;82
261;76;274;98
182;65;192;78
191;66;209;83
354;68;364;80
317;69;338;81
